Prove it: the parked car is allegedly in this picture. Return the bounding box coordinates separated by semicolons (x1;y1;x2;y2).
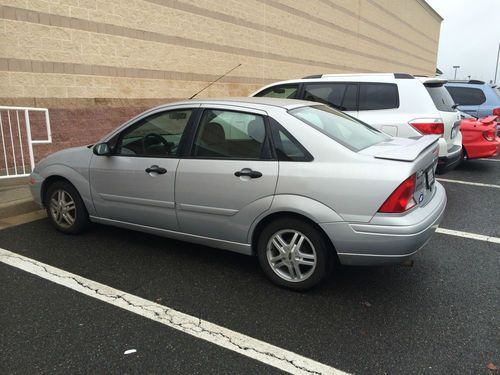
458;111;500;160
445;80;500;118
252;73;463;174
29;98;447;290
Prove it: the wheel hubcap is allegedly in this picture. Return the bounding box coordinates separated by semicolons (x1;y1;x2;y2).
49;189;76;228
266;229;317;282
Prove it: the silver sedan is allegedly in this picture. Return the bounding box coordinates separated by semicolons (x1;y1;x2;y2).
29;98;447;289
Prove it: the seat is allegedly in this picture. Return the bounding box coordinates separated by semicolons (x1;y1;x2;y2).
195;122;227;157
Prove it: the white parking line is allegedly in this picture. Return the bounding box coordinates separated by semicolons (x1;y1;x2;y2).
0;248;348;375
436;178;500;189
477;158;500;162
436;228;500;244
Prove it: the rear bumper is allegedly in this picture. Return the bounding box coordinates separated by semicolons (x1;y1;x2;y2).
464;138;500;159
320;182;447;266
436;144;462;174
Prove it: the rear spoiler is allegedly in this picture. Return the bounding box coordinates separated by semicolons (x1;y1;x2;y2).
422;79;448;87
374;135;440;162
480;115;498;124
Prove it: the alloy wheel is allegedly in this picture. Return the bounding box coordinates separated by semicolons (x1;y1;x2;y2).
266;229;317;282
49;189;76;229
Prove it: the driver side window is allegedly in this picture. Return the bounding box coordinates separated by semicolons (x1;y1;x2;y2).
116;109;193;157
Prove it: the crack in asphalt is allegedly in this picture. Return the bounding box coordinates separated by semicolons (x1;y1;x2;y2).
0;251;334;375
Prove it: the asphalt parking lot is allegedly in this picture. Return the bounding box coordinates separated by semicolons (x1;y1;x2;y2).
0;156;499;374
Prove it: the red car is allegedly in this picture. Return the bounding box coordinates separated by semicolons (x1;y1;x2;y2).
459;112;500;160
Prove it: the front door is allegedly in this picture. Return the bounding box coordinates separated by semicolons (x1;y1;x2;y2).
175;106;278;244
89;107;196;230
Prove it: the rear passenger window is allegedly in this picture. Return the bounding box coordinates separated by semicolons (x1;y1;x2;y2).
192;109;271;159
446;87;486;105
269;119;312;161
254;84;299;99
358;83;399;110
303;83;357;111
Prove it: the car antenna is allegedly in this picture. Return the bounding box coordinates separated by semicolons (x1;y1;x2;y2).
189;63;242;100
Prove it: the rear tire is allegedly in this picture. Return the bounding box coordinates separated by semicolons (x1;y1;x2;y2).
460;147;467;164
45;180;89;234
257;217;333;290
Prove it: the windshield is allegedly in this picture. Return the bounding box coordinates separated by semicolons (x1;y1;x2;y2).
289;105;390;151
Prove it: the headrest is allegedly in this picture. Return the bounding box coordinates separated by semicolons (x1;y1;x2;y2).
201;122;225;144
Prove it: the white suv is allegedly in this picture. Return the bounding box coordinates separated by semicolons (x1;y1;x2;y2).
252;73;462;173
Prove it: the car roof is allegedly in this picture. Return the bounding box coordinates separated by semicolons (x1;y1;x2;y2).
156;97;316;111
250;73;421;92
446;80;486;85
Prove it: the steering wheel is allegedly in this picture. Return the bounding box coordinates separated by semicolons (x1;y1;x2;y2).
142;133;172;155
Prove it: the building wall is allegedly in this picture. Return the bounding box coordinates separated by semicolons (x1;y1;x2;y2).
0;0;442;163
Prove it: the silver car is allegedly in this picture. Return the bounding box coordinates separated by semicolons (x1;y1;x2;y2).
29;98;447;290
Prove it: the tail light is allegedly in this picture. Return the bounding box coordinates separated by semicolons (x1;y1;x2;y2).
410;120;444;135
492;108;500;116
483;129;496;141
378;174;417;213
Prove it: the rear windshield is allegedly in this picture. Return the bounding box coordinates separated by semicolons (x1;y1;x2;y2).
289;105;390;151
425;85;456;112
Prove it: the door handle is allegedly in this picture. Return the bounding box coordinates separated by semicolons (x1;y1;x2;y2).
234;169;262;178
145;165;167;174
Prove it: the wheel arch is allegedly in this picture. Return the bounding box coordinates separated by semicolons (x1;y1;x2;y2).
41;175;73;205
39;165;96;215
250;211;339;262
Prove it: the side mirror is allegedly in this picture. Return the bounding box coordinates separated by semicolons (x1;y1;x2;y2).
93;142;112;156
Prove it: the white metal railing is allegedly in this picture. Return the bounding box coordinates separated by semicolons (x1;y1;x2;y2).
0;106;51;179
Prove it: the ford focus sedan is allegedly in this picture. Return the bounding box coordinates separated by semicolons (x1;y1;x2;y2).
29;98;447;290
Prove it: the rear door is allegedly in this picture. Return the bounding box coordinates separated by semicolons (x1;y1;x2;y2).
356;82;401;136
175;105;278;244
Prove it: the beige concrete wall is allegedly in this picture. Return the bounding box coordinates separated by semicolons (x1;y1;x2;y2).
0;0;441;102
0;0;442;163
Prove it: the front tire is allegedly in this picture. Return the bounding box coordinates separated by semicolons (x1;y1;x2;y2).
45;180;89;234
257;218;333;290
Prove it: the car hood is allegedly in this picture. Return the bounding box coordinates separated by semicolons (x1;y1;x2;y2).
359;135;440;162
35;145;93;171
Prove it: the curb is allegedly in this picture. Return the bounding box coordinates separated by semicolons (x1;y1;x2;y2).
0;198;41;220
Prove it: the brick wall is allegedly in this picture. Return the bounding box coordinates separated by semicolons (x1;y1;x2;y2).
0;0;442;167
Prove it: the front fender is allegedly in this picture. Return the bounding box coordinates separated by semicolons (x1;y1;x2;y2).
39;164;95;216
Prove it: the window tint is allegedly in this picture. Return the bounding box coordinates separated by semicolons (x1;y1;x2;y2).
426;85;456;112
192;109;269;159
358;83;399;110
446;86;487;105
254;84;299;99
289;105;390;151
116;109;192;157
303;83;357;111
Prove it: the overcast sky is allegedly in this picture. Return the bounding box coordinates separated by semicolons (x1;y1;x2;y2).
425;0;500;83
